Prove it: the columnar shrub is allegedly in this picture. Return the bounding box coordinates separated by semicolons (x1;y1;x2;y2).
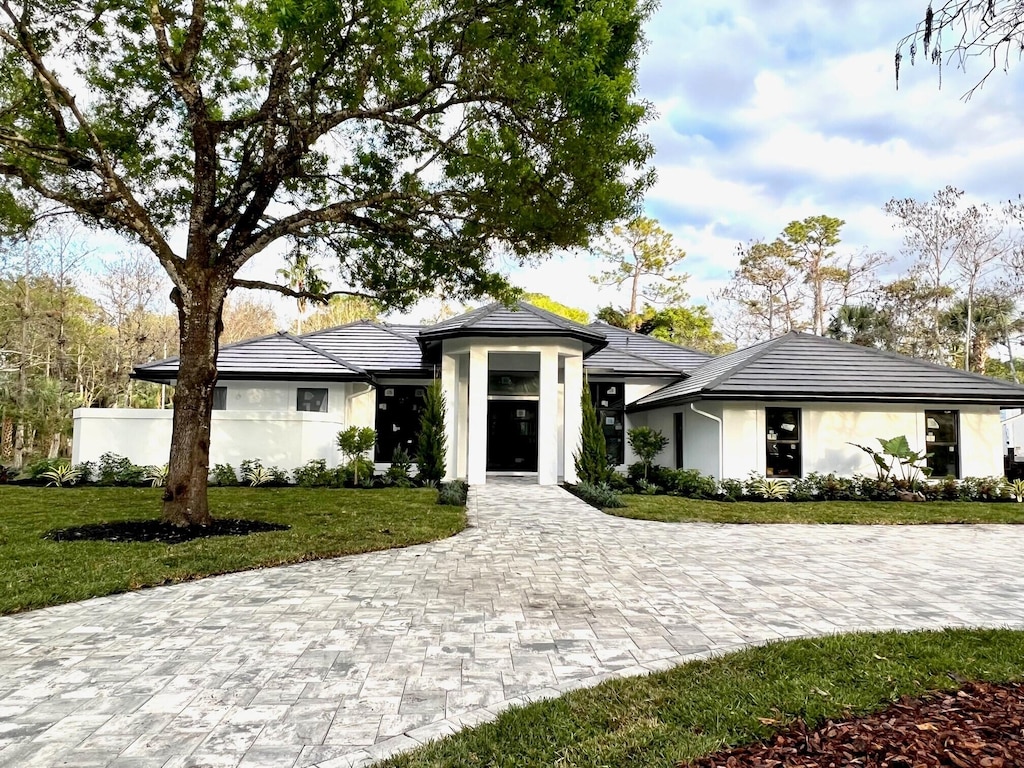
416;380;447;484
575;378;611;484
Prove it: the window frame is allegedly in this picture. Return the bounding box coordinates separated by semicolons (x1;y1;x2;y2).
924;409;961;479
765;406;802;478
590;381;625;466
374;384;428;462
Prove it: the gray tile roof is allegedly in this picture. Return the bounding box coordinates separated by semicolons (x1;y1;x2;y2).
586;322;713;374
303;321;431;375
134;332;370;383
631;331;1024;410
418;301;606;351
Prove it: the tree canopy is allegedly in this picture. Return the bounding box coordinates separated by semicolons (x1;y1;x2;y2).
0;0;654;524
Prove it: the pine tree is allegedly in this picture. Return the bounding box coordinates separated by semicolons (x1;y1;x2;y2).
574;379;611;484
416;380;447;484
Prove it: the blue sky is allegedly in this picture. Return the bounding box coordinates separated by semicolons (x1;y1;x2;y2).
481;0;1024;321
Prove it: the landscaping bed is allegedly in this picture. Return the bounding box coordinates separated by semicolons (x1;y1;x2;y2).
377;628;1024;768
0;486;466;615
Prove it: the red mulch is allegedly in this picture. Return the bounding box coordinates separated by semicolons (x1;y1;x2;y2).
683;681;1024;768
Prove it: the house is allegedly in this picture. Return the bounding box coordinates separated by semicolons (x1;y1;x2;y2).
72;301;1024;483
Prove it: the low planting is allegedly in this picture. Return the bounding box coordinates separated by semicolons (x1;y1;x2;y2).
379;628;1024;768
0;485;466;615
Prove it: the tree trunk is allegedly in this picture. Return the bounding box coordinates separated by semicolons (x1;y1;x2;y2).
162;273;227;527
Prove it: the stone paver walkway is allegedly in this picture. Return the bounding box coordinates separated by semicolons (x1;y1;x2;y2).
2;483;1024;768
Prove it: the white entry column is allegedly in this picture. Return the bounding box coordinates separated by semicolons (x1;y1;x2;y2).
441;352;459;481
467;346;489;485
562;352;583;484
537;347;559;484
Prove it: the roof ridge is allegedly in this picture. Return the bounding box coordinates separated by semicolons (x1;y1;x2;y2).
594;341;682;373
376;322;422;343
459;302;502;329
282;332;371;378
700;332;794;392
517;300;590;332
136;329;300;370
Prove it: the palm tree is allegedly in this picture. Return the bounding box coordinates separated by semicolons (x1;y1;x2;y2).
943;293;1024;377
827;304;885;348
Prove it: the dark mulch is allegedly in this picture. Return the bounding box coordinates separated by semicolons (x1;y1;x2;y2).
685;681;1023;768
43;519;290;544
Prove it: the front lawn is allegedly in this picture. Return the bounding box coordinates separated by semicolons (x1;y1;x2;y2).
379;628;1024;768
0;486;465;615
613;495;1024;524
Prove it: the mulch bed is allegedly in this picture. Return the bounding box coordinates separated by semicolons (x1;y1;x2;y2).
685;681;1023;767
42;519;290;544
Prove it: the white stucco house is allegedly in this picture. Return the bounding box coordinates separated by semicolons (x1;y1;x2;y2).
72;300;1024;483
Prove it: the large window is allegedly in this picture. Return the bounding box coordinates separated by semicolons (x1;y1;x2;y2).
925;410;960;479
590;381;625;466
375;385;427;462
766;407;801;477
297;387;328;413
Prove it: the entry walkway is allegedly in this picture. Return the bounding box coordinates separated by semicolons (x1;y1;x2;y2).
2;483;1024;768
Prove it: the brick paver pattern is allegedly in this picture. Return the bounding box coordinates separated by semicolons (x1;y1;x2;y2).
2;483;1023;768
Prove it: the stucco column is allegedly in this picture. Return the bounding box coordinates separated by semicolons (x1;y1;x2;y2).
441;352;459;481
537;347;559;484
467;346;489;485
562;352;583;484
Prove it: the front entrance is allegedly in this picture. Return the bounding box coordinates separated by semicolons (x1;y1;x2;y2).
486;400;539;472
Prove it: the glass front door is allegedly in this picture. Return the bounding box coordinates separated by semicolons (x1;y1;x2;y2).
486;400;539;472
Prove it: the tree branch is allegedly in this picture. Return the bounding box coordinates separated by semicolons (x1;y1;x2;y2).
229;278;377;304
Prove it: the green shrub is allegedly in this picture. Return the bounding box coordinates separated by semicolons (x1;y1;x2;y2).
570;480;626;509
719;477;744;500
748;475;790;501
626;462;672;489
575;378;611;484
210;463;238;486
144;464;169;488
635;478;661;495
385;446;414;487
607;471;632;492
23;457;60;479
854;474;896;501
416;380;447;484
292;458;336;487
664;468;718;499
339;456;375;487
73;461;95;484
809;472;856;501
97;452;146;485
437;479;468;506
626;426;669;481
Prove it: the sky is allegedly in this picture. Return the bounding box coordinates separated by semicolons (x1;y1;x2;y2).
72;1;1024;326
472;0;1024;323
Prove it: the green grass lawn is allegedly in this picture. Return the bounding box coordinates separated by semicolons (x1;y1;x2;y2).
379;628;1024;768
0;486;465;615
613;495;1024;524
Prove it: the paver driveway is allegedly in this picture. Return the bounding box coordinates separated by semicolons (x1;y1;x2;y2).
2;483;1024;768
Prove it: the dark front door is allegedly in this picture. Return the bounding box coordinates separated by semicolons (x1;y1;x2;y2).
487;400;539;472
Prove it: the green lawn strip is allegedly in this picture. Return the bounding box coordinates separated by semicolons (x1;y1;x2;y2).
380;628;1024;768
615;495;1024;524
0;486;465;615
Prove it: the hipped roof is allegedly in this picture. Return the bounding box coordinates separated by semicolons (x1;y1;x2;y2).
631;331;1024;410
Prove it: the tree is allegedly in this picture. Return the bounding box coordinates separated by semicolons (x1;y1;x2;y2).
416;380;447;485
782;215;846;337
0;0;653;525
336;427;376;486
597;303;731;353
718;239;804;342
626;425;668;481
302;296;380;333
522;293;588;324
220;296;279;344
591;217;689;331
897;1;1024;97
827;304;886;347
574;378;611;485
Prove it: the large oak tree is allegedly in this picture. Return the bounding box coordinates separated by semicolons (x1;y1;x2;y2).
0;0;653;525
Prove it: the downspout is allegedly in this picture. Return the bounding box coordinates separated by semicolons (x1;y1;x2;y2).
690;402;724;480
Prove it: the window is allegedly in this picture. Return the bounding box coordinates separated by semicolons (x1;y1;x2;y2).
766;407;801;477
590;381;625;466
212;386;227;411
925;410;960;479
674;412;684;469
375;385;427;461
488;371;539;396
297;387;328;413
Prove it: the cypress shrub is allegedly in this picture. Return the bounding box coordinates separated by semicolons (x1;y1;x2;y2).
574;378;612;484
416;379;447;483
